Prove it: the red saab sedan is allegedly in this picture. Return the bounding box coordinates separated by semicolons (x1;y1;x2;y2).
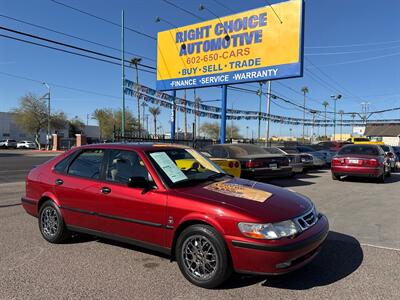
331;144;390;183
22;143;328;288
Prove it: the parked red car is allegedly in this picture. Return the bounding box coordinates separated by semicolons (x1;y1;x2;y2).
22;143;328;288
331;144;390;183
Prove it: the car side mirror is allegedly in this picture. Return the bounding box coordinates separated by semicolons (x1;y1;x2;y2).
127;176;150;189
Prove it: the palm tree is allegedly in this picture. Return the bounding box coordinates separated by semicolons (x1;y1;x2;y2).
149;106;161;136
338;110;345;140
130;57;142;136
301;86;309;141
322;101;329;139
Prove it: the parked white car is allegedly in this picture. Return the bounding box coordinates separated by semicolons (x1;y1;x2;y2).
0;139;18;148
17;140;37;149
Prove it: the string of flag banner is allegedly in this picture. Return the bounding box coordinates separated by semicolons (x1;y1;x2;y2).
124;80;400;127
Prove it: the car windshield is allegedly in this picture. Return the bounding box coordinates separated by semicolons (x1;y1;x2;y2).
353;138;370;142
146;148;226;187
338;145;379;156
297;146;315;153
225;144;268;156
264;147;285;155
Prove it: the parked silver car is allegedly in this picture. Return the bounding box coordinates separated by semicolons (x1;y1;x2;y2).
264;147;304;174
17;140;37;149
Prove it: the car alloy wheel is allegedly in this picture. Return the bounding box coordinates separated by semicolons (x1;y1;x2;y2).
176;224;232;288
38;200;70;243
41;206;59;238
181;235;218;281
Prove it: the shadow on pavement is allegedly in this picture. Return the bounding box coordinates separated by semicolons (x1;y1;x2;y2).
340;173;400;184
268;179;316;188
261;231;363;290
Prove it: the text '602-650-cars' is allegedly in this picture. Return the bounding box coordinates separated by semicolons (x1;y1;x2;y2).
21;143;329;288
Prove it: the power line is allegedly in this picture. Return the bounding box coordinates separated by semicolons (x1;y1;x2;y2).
0;26;156;70
49;0;156;40
0;71;120;99
0;14;156;62
161;0;205;21
316;51;400;67
306;39;400;49
0;33;157;75
305;44;400;56
212;0;235;13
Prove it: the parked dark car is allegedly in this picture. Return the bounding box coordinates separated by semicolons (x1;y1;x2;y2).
393;146;400;169
205;144;292;180
331;144;390;183
264;147;303;174
278;147;315;170
21;143;328;288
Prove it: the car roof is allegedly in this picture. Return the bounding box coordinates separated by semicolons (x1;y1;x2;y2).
78;142;190;152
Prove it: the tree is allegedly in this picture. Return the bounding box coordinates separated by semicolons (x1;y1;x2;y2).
68;116;85;138
199;122;242;140
12;93;49;149
92;108;113;140
301;86;309;140
130;57;142;135
92;108;139;140
51;111;68;133
149;106;161;136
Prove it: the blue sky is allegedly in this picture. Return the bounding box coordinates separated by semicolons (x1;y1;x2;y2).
1;0;400;138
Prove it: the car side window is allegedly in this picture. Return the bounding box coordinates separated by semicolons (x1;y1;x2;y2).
105;150;152;185
67;149;104;179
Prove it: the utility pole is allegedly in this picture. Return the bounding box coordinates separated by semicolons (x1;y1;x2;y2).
42;82;50;150
230;101;234;141
331;94;342;141
86;113;89;126
130;57;142;136
257;82;263;140
339;110;344;140
121;10;125;139
266;81;271;146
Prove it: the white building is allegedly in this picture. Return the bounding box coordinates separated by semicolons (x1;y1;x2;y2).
365;123;400;146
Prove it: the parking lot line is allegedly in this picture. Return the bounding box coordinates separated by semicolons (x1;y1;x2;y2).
361;243;400;252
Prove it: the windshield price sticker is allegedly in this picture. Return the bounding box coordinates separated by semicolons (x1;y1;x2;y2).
150;152;188;183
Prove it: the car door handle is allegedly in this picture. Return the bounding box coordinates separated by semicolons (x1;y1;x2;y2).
55;179;63;185
100;187;111;194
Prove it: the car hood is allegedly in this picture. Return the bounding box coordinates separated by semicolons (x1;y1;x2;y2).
172;177;312;223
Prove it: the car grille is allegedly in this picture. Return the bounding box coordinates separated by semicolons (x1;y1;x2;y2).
294;207;318;231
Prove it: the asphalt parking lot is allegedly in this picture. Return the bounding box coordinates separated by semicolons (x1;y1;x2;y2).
0;150;399;299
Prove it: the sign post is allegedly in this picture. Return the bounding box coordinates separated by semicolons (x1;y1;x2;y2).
220;85;228;143
170;90;176;140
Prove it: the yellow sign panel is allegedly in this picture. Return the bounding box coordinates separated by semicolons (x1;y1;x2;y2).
156;0;303;90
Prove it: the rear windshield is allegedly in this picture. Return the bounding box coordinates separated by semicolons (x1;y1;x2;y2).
264;147;284;154
279;147;298;154
226;145;268;156
338;145;380;156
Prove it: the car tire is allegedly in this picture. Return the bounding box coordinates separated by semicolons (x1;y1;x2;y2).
377;173;385;183
38;200;70;243
175;224;232;289
331;173;339;180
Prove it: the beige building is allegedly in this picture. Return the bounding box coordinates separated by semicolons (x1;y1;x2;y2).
365;124;400;146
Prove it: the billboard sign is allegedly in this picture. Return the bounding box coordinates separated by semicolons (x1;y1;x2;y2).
156;0;304;91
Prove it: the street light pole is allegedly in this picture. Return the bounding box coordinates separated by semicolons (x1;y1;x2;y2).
43;82;50;150
121;10;125;139
331;94;342;141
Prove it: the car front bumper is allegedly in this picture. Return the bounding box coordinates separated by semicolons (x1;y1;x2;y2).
226;214;329;275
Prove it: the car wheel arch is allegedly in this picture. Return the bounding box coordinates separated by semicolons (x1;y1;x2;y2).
37;193;61;213
169;218;231;263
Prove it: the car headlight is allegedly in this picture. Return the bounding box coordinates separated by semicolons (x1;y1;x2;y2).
238;220;301;240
